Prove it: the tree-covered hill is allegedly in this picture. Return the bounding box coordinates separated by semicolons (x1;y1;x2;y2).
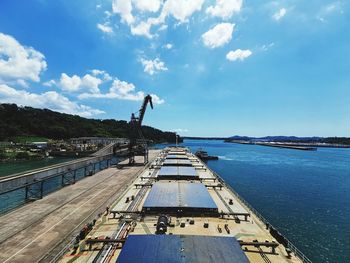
0;104;177;143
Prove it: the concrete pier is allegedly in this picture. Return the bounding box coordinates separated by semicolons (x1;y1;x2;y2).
0;150;159;263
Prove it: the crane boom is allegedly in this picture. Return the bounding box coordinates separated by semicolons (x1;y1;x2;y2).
128;94;153;164
138;95;153;126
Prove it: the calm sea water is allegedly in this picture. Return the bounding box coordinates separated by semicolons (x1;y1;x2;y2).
157;140;350;263
0;157;75;177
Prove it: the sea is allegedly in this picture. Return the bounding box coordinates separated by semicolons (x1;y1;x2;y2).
0;157;75;177
156;139;350;263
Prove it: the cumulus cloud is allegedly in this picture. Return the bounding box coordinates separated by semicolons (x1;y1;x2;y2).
273;8;287;21
112;0;134;25
134;0;161;13
46;69;163;104
140;58;168;75
202;23;235;48
97;23;113;33
43;79;56;87
90;69;112;81
59;73;102;93
111;0;204;38
150;94;165;104
226;49;252;61
206;0;243;19
162;0;204;23
0;32;47;83
78;79;165;104
131;21;153;38
0;84;104;117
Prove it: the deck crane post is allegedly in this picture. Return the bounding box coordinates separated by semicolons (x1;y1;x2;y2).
128;94;153;164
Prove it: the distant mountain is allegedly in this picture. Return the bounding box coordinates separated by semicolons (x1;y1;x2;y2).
229;135;322;142
183;136;227;140
0;103;178;143
227;135;350;145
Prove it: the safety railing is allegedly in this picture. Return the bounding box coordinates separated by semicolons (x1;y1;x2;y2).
0;157;123;215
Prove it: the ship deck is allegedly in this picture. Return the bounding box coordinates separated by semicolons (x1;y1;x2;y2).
56;147;305;263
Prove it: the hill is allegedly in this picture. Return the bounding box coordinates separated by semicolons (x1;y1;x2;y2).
0;104;178;143
226;135;350;145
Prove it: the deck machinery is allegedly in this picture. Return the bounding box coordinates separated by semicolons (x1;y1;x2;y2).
128;94;153;164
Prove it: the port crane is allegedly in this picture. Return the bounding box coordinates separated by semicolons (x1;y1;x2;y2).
128;94;153;164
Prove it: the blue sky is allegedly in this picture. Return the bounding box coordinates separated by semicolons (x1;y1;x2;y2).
0;0;349;137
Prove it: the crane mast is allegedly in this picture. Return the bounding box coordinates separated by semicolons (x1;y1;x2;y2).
128;94;153;164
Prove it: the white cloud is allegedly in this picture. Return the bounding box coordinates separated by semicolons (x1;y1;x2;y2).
140;58;168;75
150;94;165;104
59;73;82;92
202;23;235;48
90;69;112;81
206;0;243;19
131;21;153;38
111;79;136;95
16;79;29;88
134;0;161;13
0;84;104;117
78;78;165;105
273;8;287;21
226;49;252;61
162;0;204;23
46;69;163;104
59;73;102;93
112;0;134;25
164;43;173;49
158;24;168;31
97;23;113;33
104;10;112;18
43;79;56;87
81;74;102;93
78;79;164;104
111;0;204;38
0;32;47;83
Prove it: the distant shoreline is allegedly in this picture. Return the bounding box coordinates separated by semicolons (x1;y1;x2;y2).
226;140;350;149
182;136;350;148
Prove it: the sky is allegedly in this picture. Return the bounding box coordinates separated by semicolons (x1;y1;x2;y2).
0;0;349;137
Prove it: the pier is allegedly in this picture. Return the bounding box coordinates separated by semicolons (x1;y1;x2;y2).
0;144;128;214
255;142;317;151
0;151;159;263
228;140;317;151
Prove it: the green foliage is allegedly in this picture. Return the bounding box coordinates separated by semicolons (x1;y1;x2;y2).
16;151;30;160
12;136;49;143
0;151;6;160
0;104;178;143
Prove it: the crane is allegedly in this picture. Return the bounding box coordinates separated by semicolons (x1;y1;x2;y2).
128;94;153;164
